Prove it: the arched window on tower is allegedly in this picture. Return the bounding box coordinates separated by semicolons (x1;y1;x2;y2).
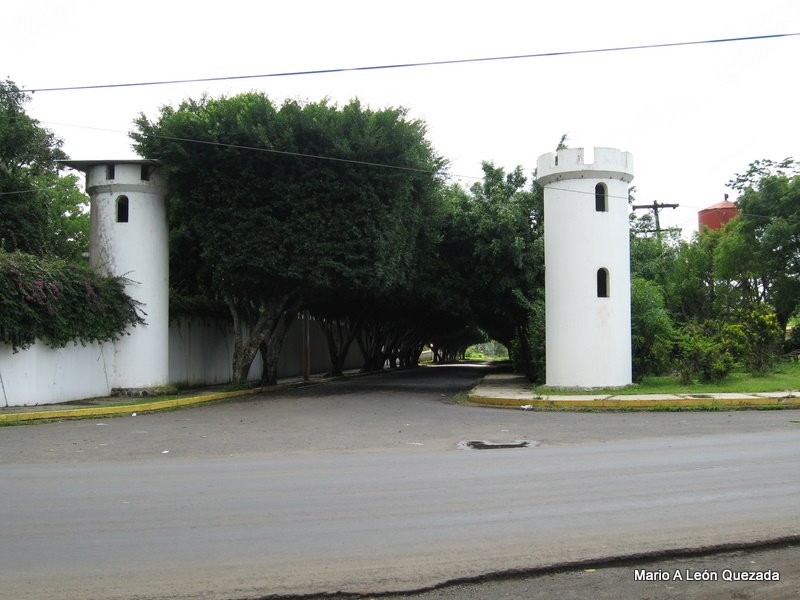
595;183;608;212
597;268;609;298
116;196;129;223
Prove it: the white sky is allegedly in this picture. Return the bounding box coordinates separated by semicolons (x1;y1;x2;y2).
4;0;800;236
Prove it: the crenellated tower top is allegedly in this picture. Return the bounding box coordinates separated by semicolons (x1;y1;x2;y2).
537;147;634;186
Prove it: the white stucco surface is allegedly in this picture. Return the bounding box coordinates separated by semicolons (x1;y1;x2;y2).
538;148;634;388
1;316;367;406
86;162;170;389
0;341;113;407
169;318;264;387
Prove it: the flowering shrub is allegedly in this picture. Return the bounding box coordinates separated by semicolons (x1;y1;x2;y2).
0;250;144;351
740;304;782;375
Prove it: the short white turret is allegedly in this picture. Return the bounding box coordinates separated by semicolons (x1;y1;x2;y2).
64;160;169;391
537;147;634;388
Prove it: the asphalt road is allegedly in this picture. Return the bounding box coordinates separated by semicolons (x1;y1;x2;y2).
2;365;799;600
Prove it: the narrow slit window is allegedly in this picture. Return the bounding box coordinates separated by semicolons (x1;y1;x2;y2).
595;183;608;212
106;163;115;180
597;268;609;298
140;164;151;181
116;196;129;223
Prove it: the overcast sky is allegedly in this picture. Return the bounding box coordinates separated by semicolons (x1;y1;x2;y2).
5;0;799;235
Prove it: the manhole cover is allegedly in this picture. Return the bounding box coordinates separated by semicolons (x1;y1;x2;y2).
457;440;539;450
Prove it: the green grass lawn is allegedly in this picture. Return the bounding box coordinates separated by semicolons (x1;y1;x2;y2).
537;359;800;395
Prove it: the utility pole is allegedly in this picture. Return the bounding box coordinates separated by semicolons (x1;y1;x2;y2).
631;201;679;237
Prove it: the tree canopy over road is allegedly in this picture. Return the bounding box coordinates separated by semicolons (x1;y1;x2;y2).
132;93;548;383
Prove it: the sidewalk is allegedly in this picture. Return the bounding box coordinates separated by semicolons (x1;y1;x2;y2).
469;373;800;409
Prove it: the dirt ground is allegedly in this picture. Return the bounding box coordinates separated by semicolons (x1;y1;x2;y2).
300;544;800;600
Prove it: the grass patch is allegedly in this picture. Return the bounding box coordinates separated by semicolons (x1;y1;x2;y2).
537;359;800;396
533;403;795;413
450;391;471;405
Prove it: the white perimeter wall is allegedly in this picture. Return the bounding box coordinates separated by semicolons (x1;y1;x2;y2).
0;341;114;407
1;318;364;407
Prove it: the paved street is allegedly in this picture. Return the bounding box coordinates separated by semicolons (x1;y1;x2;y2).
2;365;799;599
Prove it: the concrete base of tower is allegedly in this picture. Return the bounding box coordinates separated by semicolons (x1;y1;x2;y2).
545;350;633;389
542;384;632;392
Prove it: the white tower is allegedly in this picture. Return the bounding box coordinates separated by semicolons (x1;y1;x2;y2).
537;148;634;388
64;160;169;391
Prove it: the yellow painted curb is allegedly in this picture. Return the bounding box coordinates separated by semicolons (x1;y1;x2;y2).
468;395;800;410
0;385;282;424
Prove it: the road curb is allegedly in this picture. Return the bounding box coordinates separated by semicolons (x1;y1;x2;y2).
0;379;328;424
468;393;800;410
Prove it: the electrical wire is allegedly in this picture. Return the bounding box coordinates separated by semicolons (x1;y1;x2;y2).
0;184;58;198
8;32;797;200
9;32;797;204
19;33;800;93
38;120;479;179
1;172;784;224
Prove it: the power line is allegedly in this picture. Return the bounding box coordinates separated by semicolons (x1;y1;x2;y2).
0;184;58;198
41;121;461;178
147;133;442;175
20;33;800;93
37;123;759;201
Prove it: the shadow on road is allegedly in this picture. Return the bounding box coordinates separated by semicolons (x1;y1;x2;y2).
273;363;496;399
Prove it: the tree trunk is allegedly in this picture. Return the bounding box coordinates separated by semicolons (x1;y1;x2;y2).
357;319;387;372
225;293;300;387
431;345;441;364
258;310;296;386
318;315;363;377
227;297;261;385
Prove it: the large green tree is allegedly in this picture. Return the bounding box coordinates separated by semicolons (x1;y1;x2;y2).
132;93;443;384
717;159;800;331
0;80;88;259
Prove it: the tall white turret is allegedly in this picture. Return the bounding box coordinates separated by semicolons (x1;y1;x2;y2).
537;147;634;388
64;160;169;391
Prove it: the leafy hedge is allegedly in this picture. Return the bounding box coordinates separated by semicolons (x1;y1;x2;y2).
0;250;144;351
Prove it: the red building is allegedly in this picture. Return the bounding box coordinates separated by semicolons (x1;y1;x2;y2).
698;197;739;232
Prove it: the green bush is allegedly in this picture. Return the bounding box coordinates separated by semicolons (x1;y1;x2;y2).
631;278;674;381
740;304;783;375
465;340;509;360
510;296;545;383
0;250;144;351
716;321;749;363
674;324;735;385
